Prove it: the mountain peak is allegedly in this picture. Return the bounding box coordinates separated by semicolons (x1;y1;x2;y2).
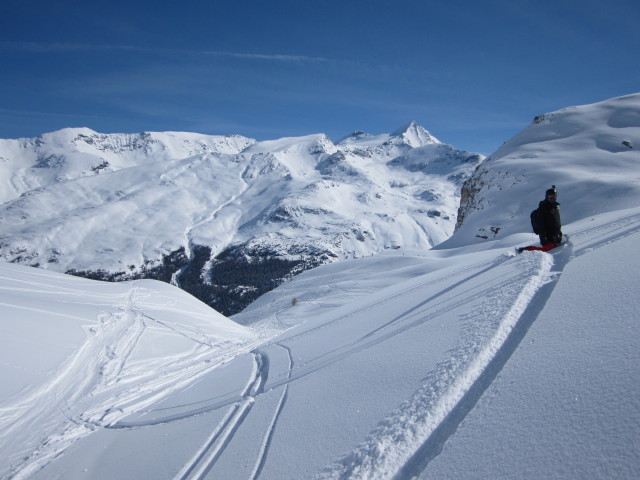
391;121;440;147
38;127;99;141
336;130;372;144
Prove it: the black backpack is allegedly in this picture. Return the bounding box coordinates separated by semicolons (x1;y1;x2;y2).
530;208;541;234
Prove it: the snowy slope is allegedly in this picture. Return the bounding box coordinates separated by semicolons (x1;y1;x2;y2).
449;93;640;247
0;128;255;204
0;263;261;479
1;94;640;479
2;205;639;480
424;214;640;480
0;123;481;314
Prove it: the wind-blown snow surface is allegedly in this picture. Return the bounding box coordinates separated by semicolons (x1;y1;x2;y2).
2;94;640;479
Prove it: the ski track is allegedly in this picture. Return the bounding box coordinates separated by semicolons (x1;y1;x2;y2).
314;211;640;480
264;253;513;348
361;255;510;340
102;252;539;433
4;286;260;480
569;210;640;257
314;251;557;480
249;344;293;480
110;344;293;480
0;302;94;322
107;256;516;429
174;350;270;480
7;209;640;479
5;290;149;479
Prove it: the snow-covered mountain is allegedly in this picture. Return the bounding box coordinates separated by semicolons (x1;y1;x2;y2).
0;128;255;204
1;93;639;480
450;93;640;247
0;122;482;315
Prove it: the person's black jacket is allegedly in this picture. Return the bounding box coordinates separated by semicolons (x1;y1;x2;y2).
537;199;562;244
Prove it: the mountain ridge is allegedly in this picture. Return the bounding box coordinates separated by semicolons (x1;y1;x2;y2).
0;123;482;315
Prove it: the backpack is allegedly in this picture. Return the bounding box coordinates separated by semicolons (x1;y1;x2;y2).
530;208;541;234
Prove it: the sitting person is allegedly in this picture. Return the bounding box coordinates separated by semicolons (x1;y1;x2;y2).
518;186;563;253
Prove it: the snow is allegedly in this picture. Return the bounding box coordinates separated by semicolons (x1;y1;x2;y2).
425;226;640;480
390;121;440;148
0;123;477;276
448;93;640;248
0;129;255;204
2;206;640;479
0;266;258;479
1;93;640;479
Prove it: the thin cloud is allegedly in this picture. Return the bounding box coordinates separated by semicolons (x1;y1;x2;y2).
0;41;335;64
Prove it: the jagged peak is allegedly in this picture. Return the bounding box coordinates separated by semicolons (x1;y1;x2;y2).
391;121;440;147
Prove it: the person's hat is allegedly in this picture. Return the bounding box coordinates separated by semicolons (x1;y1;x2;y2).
546;185;557;197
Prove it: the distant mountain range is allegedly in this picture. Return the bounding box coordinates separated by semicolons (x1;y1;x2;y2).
0;122;483;314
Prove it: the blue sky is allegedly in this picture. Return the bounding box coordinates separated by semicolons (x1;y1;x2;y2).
1;0;639;154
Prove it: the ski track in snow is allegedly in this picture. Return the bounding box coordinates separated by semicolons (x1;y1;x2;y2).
4;285;262;480
248;345;293;480
568;210;640;258
174;351;269;480
106;254;514;430
5;290;149;479
6;208;640;480
266;253;514;350
92;253;528;480
102;248;556;480
312;252;556;480
313;210;640;480
173;344;293;480
105;344;293;480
